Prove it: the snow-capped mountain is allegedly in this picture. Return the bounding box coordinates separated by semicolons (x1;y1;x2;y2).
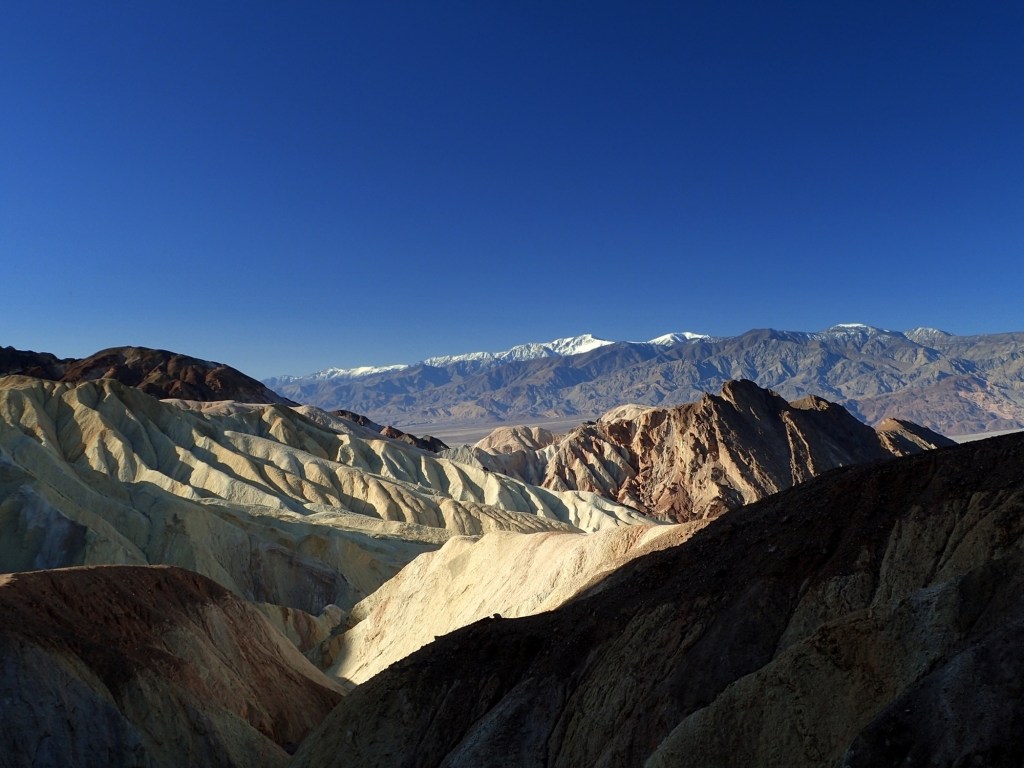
647;332;711;345
423;333;615;368
271;363;411;385
262;324;1024;437
273;332;710;384
811;323;895;341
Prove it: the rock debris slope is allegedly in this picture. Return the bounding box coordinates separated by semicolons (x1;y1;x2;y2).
0;565;342;768
0;376;646;616
292;431;1024;768
463;379;953;521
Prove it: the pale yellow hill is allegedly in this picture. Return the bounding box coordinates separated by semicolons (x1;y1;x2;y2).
324;522;701;688
0;376;650;615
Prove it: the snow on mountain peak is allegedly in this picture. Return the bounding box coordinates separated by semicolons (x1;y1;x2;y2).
819;323;890;337
647;332;709;345
544;334;615;356
904;327;953;344
423;334;613;368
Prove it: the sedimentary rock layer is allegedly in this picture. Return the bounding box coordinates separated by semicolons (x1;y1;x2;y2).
0;376;647;615
465;380;953;521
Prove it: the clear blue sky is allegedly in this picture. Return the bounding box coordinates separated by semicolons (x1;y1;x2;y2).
3;2;1023;378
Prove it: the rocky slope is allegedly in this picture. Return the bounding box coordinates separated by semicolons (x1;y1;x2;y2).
0;564;342;768
292;431;1024;768
456;380;954;522
265;325;1024;435
1;344;291;404
0;376;647;617
321;523;700;690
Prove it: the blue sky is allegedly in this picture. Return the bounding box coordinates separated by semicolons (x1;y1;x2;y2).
3;2;1023;378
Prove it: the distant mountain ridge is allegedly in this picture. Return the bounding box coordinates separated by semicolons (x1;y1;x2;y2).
263;324;1024;436
265;331;710;384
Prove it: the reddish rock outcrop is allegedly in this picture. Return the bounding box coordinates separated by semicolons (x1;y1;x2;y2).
474;380;954;522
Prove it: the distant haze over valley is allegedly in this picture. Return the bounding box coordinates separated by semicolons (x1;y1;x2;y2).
263;324;1024;437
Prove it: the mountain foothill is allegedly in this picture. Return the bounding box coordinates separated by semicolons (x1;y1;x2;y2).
1;328;1022;766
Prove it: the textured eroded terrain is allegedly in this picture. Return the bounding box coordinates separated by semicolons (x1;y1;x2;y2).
293;433;1024;768
459;380;952;521
0;376;647;617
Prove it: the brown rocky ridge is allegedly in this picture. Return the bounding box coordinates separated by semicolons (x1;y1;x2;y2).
1;344;292;404
292;431;1024;768
456;379;954;522
0;564;343;768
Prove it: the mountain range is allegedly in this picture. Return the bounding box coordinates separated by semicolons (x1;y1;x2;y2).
264;325;1024;436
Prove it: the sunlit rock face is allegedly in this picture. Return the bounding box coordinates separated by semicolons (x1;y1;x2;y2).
466;379;954;522
0;376;649;614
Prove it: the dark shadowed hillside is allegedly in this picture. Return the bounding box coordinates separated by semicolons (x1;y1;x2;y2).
0;565;343;768
293;431;1024;768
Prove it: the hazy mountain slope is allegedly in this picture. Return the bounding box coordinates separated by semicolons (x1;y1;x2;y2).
1;344;290;404
292;432;1024;768
0;565;342;768
0;377;647;614
266;326;1024;435
461;380;954;521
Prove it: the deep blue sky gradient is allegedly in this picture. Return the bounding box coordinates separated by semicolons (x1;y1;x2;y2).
3;2;1023;377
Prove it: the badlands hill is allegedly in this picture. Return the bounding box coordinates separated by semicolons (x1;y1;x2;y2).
0;565;342;768
0;375;646;621
293;431;1024;768
265;325;1024;435
1;344;291;405
451;379;953;521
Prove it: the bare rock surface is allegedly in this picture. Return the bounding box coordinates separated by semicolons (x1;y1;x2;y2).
0;377;647;615
291;432;1024;768
474;425;557;454
0;564;342;768
468;380;954;522
323;523;696;689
